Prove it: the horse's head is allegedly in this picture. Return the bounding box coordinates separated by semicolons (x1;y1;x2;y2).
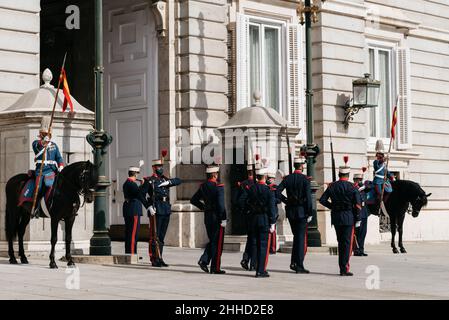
79;160;98;203
410;192;431;218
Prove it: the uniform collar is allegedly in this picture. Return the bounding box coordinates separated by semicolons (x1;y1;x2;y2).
339;177;349;181
207;178;217;183
294;170;302;174
257;181;266;185
127;177;136;182
151;173;158;178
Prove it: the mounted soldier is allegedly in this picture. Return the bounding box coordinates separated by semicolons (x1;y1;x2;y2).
373;140;395;204
20;116;64;218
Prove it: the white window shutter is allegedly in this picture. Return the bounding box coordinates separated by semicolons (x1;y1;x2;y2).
287;23;305;138
396;47;412;150
236;13;249;110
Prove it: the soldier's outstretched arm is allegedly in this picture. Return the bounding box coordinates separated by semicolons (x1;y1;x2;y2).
190;187;205;211
168;177;182;187
319;187;332;210
276;179;288;204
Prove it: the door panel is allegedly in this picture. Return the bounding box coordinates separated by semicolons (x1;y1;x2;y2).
104;0;158;226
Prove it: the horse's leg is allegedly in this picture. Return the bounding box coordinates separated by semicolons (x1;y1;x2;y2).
49;218;59;269
18;211;30;264
7;208;18;264
398;214;407;253
65;216;76;268
390;218;399;254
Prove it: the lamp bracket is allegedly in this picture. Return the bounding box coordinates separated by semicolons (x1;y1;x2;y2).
342;99;362;129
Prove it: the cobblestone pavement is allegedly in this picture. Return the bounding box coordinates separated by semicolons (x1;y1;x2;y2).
0;241;448;300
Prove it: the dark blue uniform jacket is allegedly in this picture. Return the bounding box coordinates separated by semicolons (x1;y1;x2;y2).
190;179;227;222
142;174;182;216
276;171;312;220
319;179;362;226
123;178;147;217
239;182;277;228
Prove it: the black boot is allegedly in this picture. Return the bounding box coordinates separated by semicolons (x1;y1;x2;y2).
240;259;249;270
198;261;209;273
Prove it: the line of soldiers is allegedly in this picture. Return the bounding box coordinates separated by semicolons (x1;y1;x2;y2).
122;157;370;277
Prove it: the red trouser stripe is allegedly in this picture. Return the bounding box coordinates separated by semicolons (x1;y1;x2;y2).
271;229;277;253
264;233;271;272
304;223;308;255
131;216;138;255
346;226;355;272
215;226;224;271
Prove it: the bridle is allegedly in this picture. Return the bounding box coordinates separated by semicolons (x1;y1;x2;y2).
56;162;94;207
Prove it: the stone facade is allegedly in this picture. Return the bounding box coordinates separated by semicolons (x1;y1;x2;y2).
1;0;449;249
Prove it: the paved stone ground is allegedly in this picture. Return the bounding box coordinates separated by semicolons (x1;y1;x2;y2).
0;241;448;300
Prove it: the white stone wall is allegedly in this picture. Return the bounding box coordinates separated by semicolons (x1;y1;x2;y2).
0;0;40;109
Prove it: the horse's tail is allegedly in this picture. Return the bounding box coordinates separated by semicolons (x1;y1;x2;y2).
4;174;28;240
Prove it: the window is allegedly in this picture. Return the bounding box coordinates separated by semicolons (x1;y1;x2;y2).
249;23;281;112
368;46;395;138
236;13;305;136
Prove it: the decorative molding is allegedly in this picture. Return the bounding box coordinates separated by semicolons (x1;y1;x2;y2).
320;0;367;19
151;0;167;38
408;25;449;43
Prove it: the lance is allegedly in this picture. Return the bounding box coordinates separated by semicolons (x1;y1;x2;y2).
377;95;400;217
285;125;293;175
30;52;68;217
330;130;336;182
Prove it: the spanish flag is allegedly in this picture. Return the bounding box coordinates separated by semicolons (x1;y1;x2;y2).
391;105;398;139
60;68;73;113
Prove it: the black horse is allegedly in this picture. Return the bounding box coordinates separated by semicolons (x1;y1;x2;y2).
5;161;98;268
367;180;431;254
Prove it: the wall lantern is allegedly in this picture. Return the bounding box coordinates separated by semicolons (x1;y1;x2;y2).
343;73;381;128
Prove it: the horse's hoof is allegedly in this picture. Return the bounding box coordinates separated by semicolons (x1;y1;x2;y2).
20;257;29;264
9;257;18;264
49;262;58;269
400;248;407;254
392;248;399;254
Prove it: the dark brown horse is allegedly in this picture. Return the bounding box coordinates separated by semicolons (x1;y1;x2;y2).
5;161;97;268
367;180;431;254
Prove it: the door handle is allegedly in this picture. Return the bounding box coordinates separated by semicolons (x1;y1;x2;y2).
112;179;117;203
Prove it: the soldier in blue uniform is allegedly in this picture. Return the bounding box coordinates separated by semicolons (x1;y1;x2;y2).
190;165;227;274
23;116;64;218
353;173;370;256
373;140;395;203
267;172;280;254
239;167;277;278
123;166;147;255
319;164;362;276
236;164;257;271
142;159;182;267
277;157;312;274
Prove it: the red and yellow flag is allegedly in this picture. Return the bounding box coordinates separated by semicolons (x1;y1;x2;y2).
391;105;398;139
60;68;73;113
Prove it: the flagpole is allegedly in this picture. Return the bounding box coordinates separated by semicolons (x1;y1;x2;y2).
377;96;399;217
30;53;68;217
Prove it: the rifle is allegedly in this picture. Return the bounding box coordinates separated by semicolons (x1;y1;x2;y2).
330;130;336;182
31;52;67;217
285;125;293;175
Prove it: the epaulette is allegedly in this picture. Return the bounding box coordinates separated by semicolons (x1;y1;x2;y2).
270;186;277;191
245;185;250;190
217;183;224;187
306;176;312;180
236;181;241;187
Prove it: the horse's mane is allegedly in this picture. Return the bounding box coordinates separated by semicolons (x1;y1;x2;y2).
392;179;427;203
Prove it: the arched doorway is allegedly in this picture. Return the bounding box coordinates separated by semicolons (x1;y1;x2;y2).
103;0;159;230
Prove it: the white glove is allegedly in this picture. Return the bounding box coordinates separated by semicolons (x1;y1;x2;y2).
148;206;156;216
58;166;64;173
307;216;313;223
221;220;227;228
355;221;361;228
269;224;275;233
158;181;170;187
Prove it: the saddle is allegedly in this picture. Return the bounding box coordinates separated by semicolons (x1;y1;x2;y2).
19;170;56;218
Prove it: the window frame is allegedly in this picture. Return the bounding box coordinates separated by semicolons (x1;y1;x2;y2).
366;40;398;147
246;15;286;117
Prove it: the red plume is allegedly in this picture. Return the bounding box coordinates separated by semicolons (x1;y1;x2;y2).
161;149;168;158
300;150;306;157
255;154;260;161
362;167;367;173
343;155;349;165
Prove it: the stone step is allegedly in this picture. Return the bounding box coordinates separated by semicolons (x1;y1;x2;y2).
279;242;337;255
223;235;247;252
